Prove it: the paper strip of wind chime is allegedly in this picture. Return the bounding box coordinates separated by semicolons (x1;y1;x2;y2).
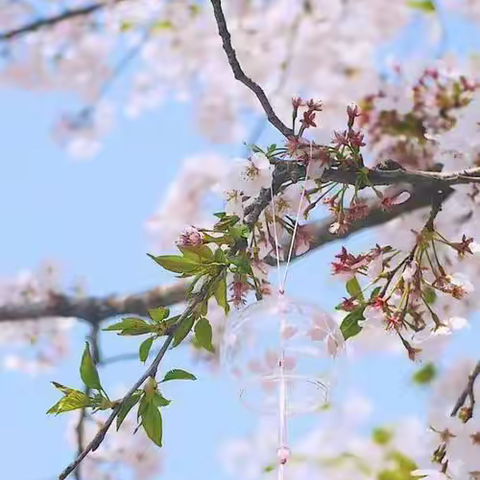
222;143;346;479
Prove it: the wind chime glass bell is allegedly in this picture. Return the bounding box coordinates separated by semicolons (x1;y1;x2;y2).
221;291;346;415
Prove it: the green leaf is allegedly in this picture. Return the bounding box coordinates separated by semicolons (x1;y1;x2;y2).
120;21;135;31
147;253;200;275
47;384;91;415
153;391;171;407
372;427;393;445
161;369;197;382
369;286;382;301
227;254;251;273
346;276;364;301
407;0;436;12
264;465;275;473
172;315;195;348
141;403;163;447
116;391;142;430
386;450;418;472
139;337;154;363
214;275;229;314
228;225;250;241
412;363;437;385
423;287;437;305
148;307;169;323
103;317;153;336
214;215;240;232
152;19;173;31
194;317;214;353
80;343;102;391
214;248;227;263
178;245;214;262
340;307;365;340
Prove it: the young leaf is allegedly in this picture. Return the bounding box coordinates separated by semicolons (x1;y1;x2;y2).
194;317;214;353
423;287;437;305
161;369;197;382
116;391;143;430
372;427;393;445
214;248;227;263
141;403;163;447
103;317;153;336
47;386;91;415
369;286;382;301
148;307;169;323
139;337;154;363
153;391;171;407
412;363;437;385
172;315;195;348
178;245;214;262
147;253;200;275
407;0;435;12
340;307;365;340
346;276;364;301
80;342;102;391
214;275;229;314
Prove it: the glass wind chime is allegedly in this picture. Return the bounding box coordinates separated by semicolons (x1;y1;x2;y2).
222;149;346;479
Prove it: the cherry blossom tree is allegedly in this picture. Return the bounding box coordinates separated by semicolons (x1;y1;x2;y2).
2;1;480;480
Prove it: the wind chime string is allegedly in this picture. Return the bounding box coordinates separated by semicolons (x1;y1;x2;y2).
269;141;313;480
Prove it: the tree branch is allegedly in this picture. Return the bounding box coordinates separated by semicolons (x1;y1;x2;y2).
57;155;296;479
271;184;454;265
0;281;189;324
0;1;121;42
58;332;174;480
209;0;294;138
0;184;456;324
324;165;480;187
451;360;480;417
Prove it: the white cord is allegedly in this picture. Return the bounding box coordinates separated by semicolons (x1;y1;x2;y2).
268;141;313;480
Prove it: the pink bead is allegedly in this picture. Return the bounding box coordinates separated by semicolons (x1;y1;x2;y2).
277;446;290;465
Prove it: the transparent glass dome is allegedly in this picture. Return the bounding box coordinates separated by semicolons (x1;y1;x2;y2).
221;293;345;415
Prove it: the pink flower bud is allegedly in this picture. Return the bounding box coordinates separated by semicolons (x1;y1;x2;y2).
277;446;290;465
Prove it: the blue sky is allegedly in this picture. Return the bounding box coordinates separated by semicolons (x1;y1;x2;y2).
1;6;480;480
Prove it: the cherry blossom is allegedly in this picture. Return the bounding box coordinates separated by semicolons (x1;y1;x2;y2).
225;152;274;197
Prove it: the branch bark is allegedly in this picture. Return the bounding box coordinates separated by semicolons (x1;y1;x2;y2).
451;360;480;417
0;281;189;324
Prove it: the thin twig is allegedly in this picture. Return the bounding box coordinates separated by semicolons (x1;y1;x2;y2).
209;0;294;139
0;1;124;41
451;361;480;417
58;333;174;480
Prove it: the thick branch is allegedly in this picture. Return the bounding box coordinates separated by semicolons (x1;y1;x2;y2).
209;0;294;138
0;1;120;41
0;281;189;324
275;184;454;264
451;360;480;417
324;165;480;187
